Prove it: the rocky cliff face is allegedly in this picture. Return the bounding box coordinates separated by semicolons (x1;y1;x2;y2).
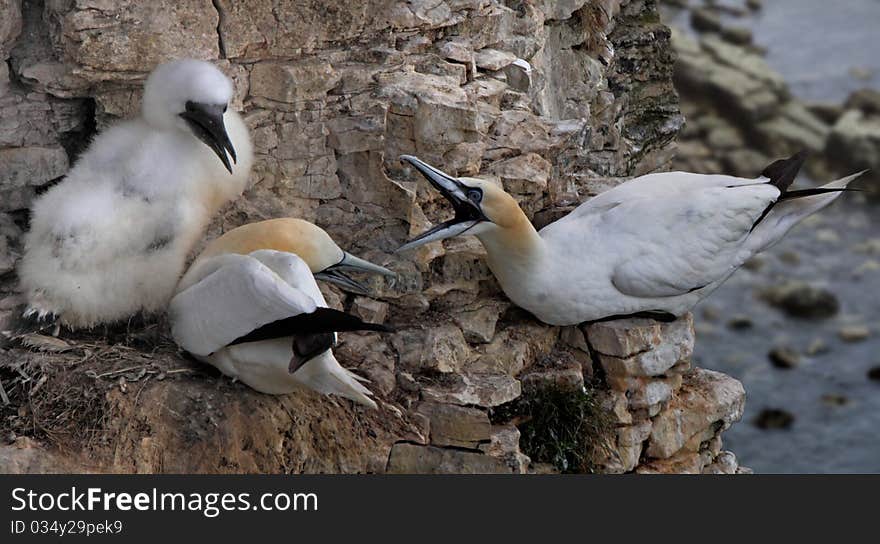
0;0;747;474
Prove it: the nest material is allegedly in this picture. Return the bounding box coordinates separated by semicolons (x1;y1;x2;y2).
0;319;197;450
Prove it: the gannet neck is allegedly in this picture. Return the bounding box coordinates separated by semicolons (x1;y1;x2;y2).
475;210;545;290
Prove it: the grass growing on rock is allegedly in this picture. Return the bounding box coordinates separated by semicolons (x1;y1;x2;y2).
492;382;614;474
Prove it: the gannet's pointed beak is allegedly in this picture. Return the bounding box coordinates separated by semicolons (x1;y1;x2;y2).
314;252;396;295
397;155;487;252
180;100;237;174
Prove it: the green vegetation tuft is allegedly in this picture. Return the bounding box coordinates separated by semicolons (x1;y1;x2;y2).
492;383;614;473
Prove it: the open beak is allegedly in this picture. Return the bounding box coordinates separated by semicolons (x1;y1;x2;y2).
179;101;237;174
397;155;486;252
314;252;396;295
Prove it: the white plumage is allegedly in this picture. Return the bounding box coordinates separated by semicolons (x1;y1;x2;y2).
19;59;253;328
169;250;376;407
399;154;864;326
169;219;395;408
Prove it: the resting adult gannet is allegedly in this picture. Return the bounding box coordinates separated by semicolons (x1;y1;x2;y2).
398;153;864;326
18;59;253;328
183;218;396;294
169;219;395;408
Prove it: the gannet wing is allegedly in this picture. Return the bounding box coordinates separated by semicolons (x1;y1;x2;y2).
169;252;320;356
557;152;809;228
553;171;763;226
170;250;392;359
603;181;780;298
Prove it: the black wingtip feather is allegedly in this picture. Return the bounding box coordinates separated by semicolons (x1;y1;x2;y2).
761;150;809;191
229;307;394;346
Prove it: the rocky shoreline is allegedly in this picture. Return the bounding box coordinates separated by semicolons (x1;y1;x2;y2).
665;0;879;188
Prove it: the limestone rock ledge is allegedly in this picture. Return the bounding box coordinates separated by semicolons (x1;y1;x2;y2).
386;314;748;475
0;0;746;474
585;315;747;474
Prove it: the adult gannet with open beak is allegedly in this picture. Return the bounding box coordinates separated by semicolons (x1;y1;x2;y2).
18;59;253;328
169;219;396;408
398;153;865;326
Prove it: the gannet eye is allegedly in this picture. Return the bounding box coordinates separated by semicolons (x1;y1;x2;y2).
466;188;482;204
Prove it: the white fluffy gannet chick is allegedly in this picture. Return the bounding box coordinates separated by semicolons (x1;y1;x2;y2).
18;59;253;328
398;153;865;325
169;219;396;408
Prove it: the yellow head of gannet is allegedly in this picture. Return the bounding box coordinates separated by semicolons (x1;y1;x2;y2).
181;218;395;294
396;155;539;255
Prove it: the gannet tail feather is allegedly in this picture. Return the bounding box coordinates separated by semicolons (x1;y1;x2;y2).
761;150;809;191
750;153;861;233
296;352;378;409
749;170;867;252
